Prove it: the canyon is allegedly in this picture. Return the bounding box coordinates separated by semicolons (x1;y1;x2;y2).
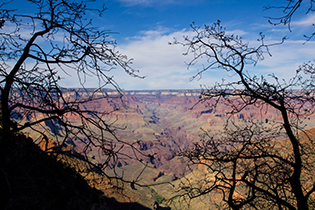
40;88;315;181
19;88;315;209
60;89;315;178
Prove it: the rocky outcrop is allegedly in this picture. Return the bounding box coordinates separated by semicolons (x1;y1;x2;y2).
2;132;152;210
28;89;315;188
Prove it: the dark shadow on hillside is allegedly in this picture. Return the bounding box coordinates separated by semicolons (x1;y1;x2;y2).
0;132;151;210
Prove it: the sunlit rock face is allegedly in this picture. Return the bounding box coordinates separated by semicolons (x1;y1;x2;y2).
72;90;252;176
30;89;315;180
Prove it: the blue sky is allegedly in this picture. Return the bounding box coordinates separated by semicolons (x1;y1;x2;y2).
7;0;315;90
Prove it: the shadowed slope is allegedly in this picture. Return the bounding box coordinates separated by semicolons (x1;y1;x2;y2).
0;131;151;210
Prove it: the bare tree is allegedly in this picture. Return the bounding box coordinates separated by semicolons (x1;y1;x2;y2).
0;0;153;201
264;0;315;40
171;21;315;209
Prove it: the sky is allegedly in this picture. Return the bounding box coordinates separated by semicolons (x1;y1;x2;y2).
5;0;315;90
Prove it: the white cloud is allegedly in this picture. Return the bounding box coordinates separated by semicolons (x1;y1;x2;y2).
291;13;315;27
116;0;186;6
58;26;315;90
246;40;315;82
111;29;203;89
117;0;155;6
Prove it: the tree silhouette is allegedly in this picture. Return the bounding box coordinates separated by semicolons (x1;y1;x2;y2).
171;21;315;209
264;0;315;40
0;0;150;193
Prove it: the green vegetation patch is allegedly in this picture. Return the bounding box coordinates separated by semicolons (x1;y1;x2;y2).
148;187;166;204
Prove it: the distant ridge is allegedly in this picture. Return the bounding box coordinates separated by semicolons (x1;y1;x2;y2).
61;88;202;97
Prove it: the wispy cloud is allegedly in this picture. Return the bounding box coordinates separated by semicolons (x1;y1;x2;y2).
59;25;315;90
117;0;156;6
113;28;207;89
291;13;315;27
116;0;203;7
